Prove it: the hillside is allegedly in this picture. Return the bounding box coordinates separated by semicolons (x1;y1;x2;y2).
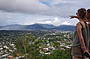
0;24;75;31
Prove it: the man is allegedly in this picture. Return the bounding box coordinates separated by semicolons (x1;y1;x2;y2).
70;8;90;59
86;9;90;53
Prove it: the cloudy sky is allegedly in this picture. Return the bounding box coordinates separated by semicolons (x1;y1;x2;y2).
0;0;90;26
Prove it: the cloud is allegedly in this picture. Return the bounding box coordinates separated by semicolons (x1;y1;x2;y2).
61;21;71;25
0;0;90;17
0;10;74;26
0;0;49;13
0;0;90;26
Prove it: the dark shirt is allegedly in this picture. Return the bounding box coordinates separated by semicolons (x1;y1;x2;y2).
88;23;90;36
88;24;90;28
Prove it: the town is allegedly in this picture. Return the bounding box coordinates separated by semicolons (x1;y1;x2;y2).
0;30;73;59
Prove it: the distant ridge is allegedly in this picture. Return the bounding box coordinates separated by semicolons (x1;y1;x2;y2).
0;24;75;31
54;25;75;31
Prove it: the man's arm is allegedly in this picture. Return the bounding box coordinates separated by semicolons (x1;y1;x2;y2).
70;16;79;19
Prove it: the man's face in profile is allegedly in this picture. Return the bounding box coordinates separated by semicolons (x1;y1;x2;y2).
86;13;90;22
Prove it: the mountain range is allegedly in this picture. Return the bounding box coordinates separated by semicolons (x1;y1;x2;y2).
0;24;75;31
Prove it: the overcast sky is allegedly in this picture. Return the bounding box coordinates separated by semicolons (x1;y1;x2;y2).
0;0;90;26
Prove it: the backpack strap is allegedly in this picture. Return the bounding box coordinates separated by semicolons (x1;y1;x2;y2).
79;21;86;28
79;21;88;33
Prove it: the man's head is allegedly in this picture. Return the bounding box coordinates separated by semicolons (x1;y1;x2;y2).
76;8;86;19
86;9;90;22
